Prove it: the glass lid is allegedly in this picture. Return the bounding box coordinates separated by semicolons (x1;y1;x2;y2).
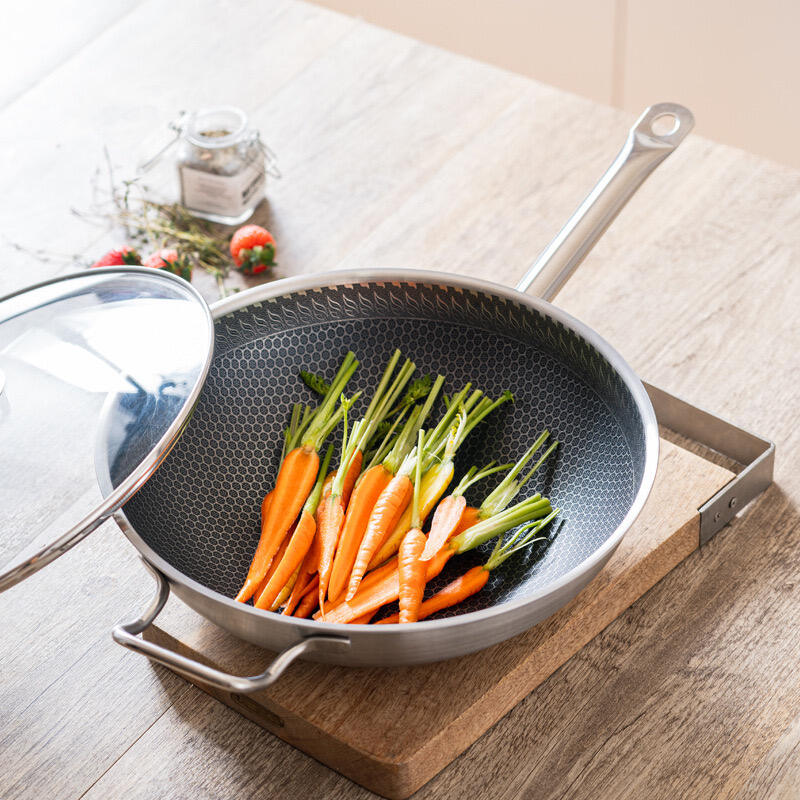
0;267;213;591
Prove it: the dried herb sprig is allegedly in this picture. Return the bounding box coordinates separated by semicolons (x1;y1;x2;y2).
112;181;233;296
74;149;236;296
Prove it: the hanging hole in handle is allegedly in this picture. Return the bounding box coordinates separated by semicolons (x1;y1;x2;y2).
651;113;680;136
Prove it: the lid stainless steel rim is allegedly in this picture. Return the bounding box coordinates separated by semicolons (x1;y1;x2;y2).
0;267;214;592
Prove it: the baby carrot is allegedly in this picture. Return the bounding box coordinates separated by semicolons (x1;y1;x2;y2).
318;400;360;615
253;534;290;602
450;505;480;539
327;463;393;602
345;377;444;600
340;450;362;507
283;568;313;616
419;461;510;561
320;547;454;624
284;573;319;618
369;390;513;568
378;508;560;624
346;469;414;600
418;495;466;562
376;566;489;624
269;564;301;612
261;490;274;525
397;431;427;623
236;353;359;602
254;445;333;610
315;349;412;607
294;589;319;618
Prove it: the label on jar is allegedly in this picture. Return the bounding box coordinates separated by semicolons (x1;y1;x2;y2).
179;161;265;218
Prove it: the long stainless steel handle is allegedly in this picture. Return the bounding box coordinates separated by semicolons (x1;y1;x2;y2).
112;560;351;693
517;103;694;300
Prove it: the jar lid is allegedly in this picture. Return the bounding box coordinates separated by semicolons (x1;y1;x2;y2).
0;267;214;591
183;106;249;149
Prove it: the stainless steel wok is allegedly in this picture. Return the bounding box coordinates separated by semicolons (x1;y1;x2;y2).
1;104;695;691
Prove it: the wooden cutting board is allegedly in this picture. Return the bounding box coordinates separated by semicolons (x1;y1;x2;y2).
146;436;734;799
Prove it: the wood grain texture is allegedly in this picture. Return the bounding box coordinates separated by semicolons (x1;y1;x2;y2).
122;440;732;799
1;0;799;798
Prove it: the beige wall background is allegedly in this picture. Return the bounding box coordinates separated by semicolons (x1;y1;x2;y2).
309;0;800;170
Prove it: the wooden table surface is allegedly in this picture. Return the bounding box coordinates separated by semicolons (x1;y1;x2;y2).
1;1;799;798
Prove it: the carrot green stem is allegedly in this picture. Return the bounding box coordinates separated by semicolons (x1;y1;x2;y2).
451;495;552;553
385;374;432;418
383;375;443;474
365;405;410;471
480;430;550;516
422;384;474;459
301;352;359;450
460;390;513;442
516;440;559;489
330;395;360;498
283;402;316;459
354;358;416;454
411;430;424;529
426;389;510;466
485;508;560;569
452;461;514;496
363;350;402;423
313;390;363;446
303;445;335;515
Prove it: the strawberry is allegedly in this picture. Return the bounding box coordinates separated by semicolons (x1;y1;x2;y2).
91;246;141;268
229;224;276;275
143;248;192;281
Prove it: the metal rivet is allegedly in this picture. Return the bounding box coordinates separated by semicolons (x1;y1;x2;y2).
714;511;722;523
729;497;738;509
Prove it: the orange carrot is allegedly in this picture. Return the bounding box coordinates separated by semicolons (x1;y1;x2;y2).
346;472;413;600
236;446;319;603
450;505;480;539
327;464;393;603
341;450;363;507
269;565;300;612
398;529;427;623
254;509;317;609
320;471;335;499
317;492;346;613
253;535;290;602
377;507;562;624
342;374;446;601
396;430;427;623
377;566;490;624
260;490;274;525
236;352;359;603
258;444;332;612
294;589;319;618
237;490;274;594
350;610;377;624
324;555;399;614
283;568;313;616
322;547;454;624
321;353;418;607
317;396;364;615
419;495;467;561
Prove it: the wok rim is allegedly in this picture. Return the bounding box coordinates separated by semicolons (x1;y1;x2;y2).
115;267;659;635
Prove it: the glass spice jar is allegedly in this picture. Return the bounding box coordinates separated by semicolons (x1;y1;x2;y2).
176;106;277;225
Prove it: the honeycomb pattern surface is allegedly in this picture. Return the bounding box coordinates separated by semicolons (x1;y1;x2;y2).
116;281;647;619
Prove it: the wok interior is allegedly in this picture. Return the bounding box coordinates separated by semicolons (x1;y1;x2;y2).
116;281;647;619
